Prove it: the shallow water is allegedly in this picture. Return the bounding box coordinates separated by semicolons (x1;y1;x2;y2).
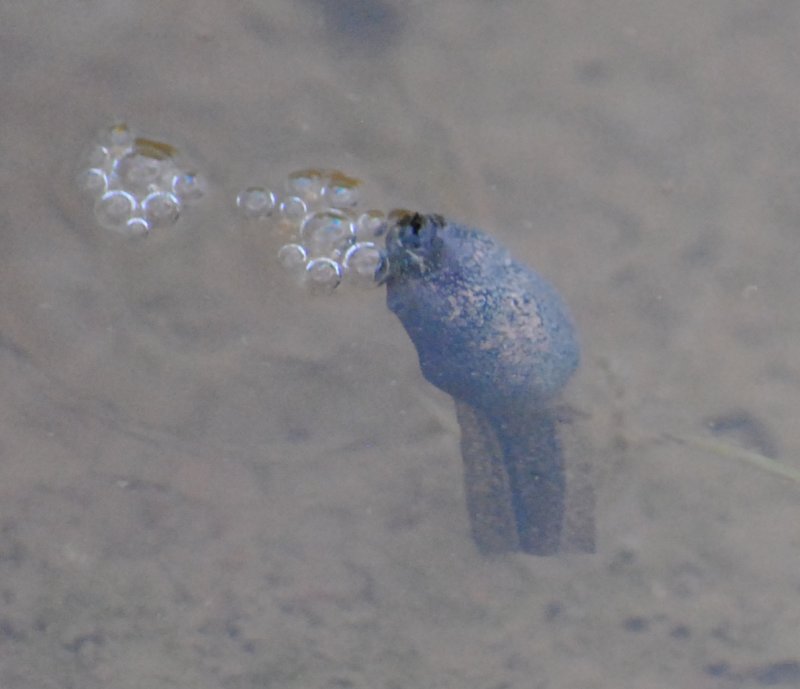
2;1;800;687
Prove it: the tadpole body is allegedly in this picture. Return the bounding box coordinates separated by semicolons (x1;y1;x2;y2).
381;213;583;555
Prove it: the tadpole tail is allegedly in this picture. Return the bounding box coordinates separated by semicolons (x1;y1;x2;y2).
455;401;566;555
456;401;521;553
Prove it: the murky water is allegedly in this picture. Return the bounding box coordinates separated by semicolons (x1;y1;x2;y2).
2;1;800;687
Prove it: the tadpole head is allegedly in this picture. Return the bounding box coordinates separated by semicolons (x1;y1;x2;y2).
378;212;445;283
382;213;581;409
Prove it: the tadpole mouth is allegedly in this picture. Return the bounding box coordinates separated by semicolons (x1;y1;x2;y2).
378;211;445;283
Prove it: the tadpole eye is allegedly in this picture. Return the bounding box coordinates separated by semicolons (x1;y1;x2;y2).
400;224;424;249
381;212;445;281
399;213;441;251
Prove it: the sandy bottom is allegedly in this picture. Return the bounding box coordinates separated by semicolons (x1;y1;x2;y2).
1;1;800;687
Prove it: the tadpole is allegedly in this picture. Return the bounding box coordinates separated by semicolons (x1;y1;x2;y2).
380;213;589;555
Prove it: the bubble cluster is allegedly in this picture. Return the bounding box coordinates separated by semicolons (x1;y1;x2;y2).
77;127;392;293
76;123;206;236
235;169;389;293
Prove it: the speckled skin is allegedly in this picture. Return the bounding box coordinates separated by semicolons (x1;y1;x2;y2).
382;213;581;555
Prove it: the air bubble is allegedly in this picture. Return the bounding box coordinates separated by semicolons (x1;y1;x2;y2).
156;161;180;190
236;187;276;218
125;217;151;236
85;145;114;172
107;124;134;146
94;190;137;231
235;167;382;292
323;174;361;208
117;152;163;193
143;191;181;229
300;210;354;257
305;257;342;292
172;172;207;203
77;123;204;236
343;242;385;286
277;243;308;272
101;124;136;159
287;169;325;203
77;168;109;198
278;195;308;221
355;210;385;239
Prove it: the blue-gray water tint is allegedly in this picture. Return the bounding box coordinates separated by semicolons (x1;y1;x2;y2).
2;2;800;688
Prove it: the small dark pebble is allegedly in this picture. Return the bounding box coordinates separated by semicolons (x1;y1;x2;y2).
310;0;405;52
751;661;800;686
669;624;691;639
622;616;649;633
576;58;610;82
703;660;800;686
705;409;779;459
704;662;731;678
0;617;26;642
544;601;563;621
326;678;356;689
